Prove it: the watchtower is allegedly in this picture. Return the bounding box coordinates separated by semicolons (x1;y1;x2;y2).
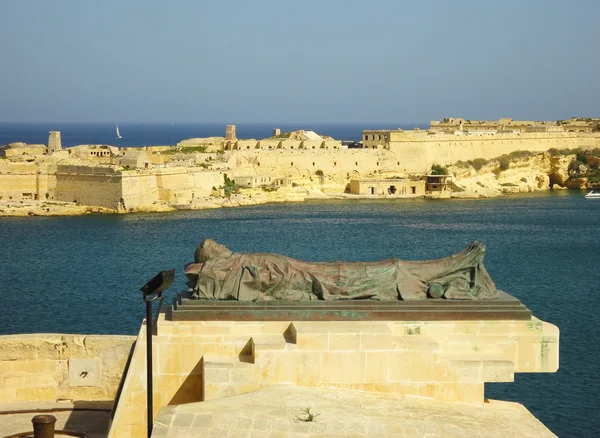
48;131;62;155
225;125;237;141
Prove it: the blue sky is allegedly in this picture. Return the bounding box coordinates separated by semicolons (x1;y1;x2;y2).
0;0;598;123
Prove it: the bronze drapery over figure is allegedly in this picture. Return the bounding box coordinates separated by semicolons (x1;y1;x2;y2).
184;239;500;301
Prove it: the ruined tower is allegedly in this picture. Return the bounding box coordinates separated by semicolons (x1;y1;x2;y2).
273;128;281;137
48;131;62;155
225;125;237;141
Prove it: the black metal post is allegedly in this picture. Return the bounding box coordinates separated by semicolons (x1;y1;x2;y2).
140;269;175;438
146;297;153;438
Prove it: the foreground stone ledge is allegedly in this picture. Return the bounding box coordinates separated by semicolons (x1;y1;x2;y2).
151;385;556;438
108;308;559;437
0;334;135;404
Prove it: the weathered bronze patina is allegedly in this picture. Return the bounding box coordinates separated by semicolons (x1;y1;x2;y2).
184;239;499;301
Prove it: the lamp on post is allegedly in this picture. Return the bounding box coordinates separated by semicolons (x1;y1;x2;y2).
140;269;175;438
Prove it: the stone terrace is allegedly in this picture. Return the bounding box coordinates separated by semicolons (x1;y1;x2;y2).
152;385;556;437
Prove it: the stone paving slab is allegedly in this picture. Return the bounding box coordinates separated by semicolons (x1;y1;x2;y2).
152;385;556;437
0;409;111;438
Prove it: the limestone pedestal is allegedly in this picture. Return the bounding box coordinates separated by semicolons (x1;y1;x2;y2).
108;301;559;438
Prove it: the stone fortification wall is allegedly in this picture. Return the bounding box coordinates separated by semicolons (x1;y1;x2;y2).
227;139;343;151
120;169;224;208
232;149;401;179
120;172;160;209
232;140;259;150
55;165;122;208
0;162;57;201
257;139;280;150
231;132;600;178
152;169;223;205
53;167;225;210
387;132;600;172
0;334;134;403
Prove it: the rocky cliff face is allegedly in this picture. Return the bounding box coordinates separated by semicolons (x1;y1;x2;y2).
448;152;575;197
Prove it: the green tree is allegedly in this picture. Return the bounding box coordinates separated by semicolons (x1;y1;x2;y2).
430;164;448;175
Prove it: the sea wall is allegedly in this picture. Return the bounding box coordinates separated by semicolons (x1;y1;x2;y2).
55;166;122;209
0;334;135;403
121;169;224;208
0;162;57;201
52;167;224;210
120;172;160;209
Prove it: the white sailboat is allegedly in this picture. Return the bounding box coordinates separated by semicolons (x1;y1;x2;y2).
116;124;122;139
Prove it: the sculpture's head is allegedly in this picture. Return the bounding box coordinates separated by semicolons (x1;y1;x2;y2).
194;238;233;263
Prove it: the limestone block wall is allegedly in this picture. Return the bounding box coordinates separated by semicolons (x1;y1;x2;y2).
300;140;323;150
153;170;224;204
232;149;403;179
0;334;134;403
55;168;122;208
279;140;302;150
109;313;558;438
257;140;281;150
0;173;39;201
36;171;57;200
233;140;259;150
387;132;600;172
120;173;160;209
0;162;59;202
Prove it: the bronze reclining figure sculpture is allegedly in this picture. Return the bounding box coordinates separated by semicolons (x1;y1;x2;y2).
184;239;499;301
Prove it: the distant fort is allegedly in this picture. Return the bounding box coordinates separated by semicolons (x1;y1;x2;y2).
1;118;599;213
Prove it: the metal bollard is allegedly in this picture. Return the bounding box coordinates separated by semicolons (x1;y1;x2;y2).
32;414;56;438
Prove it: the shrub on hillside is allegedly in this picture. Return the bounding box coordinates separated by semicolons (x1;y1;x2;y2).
430;164;448;175
470;158;488;171
568;160;584;173
498;157;510;171
505;150;533;160
548;147;583;157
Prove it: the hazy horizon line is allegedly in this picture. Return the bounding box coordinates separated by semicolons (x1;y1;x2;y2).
0;120;429;125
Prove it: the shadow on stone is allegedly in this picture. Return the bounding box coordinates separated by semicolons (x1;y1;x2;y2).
168;358;203;405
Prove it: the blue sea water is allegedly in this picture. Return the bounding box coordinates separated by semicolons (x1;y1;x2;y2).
0;191;598;436
0;122;426;147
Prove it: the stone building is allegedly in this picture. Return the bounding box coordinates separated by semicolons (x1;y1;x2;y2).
0;142;47;158
425;175;453;195
120;150;151;169
68;145;119;163
349;178;425;196
233;175;273;187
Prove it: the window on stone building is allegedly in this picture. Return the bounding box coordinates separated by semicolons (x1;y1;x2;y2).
313;162;315;166
334;161;337;166
291;162;294;166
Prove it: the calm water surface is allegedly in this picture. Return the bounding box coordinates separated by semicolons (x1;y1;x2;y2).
1;191;598;437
